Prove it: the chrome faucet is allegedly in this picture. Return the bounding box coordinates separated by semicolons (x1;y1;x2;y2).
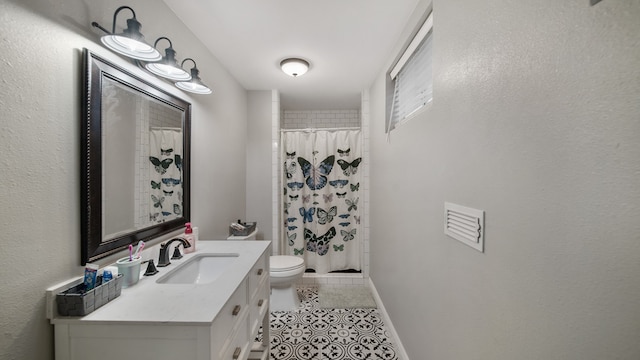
157;237;191;267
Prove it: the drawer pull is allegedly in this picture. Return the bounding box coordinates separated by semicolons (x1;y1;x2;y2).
232;305;241;316
257;268;263;276
258;299;264;307
232;347;241;359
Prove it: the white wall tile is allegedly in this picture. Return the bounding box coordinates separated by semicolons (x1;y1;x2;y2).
282;109;361;129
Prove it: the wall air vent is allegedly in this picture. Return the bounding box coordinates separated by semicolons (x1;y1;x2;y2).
444;202;484;252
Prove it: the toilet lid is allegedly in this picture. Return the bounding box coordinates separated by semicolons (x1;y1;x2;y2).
271;255;304;272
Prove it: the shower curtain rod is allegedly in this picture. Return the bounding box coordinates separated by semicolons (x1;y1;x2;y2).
280;127;361;133
150;126;182;131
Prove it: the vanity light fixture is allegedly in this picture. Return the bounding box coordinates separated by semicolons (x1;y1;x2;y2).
175;58;212;95
280;58;310;77
91;6;162;62
145;37;192;81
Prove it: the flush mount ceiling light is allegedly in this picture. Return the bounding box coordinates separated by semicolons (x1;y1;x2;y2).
280;58;310;77
92;6;162;61
144;37;192;81
175;58;212;95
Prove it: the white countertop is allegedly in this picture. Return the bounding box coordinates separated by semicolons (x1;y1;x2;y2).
51;240;270;326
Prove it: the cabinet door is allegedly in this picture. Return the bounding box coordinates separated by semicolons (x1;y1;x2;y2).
211;277;249;358
220;325;251;360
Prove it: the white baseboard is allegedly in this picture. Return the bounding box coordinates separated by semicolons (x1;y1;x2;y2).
367;278;410;360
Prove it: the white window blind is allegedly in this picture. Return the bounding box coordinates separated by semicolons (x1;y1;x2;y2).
387;12;433;133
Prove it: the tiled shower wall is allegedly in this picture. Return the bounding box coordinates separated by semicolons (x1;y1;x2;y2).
282;109;361;129
272;99;371;286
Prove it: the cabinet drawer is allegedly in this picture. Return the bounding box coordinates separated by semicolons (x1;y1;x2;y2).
211;278;248;357
249;279;270;336
220;325;251;360
248;254;268;299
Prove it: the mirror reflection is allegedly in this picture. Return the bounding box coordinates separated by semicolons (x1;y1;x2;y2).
102;79;184;240
82;49;191;264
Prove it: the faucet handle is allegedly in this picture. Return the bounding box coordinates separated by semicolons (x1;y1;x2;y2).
171;246;183;260
142;259;159;276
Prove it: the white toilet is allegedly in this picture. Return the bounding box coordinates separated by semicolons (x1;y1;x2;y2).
227;229;305;311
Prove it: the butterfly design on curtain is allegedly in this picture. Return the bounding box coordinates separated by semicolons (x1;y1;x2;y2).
284;204;291;217
350;182;360;192
341;228;357;242
150;157;173;175
337;157;362;176
175;155;182;172
317;206;337;225
299;207;315;223
333;244;344;251
298;155;335;190
323;193;333;203
151;180;161;189
286;151;296;159
173;204;182;215
162;178;181;186
294;248;304;255
304;227;337;256
337;148;350;157
284;161;297;179
161;148;173;156
329;179;349;188
336;192;347;198
346;197;359;211
287;182;304;191
151;195;164;208
287;232;297;246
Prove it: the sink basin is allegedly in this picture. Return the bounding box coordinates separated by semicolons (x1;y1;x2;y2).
156;253;239;285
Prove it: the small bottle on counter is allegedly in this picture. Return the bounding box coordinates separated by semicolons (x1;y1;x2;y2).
102;269;113;283
183;222;196;253
193;226;199;244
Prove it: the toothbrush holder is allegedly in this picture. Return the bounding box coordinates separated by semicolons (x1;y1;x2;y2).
116;256;142;288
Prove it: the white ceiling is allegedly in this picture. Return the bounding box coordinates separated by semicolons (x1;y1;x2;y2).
162;0;419;110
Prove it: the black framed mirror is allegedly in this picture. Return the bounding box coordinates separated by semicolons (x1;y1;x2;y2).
81;48;191;264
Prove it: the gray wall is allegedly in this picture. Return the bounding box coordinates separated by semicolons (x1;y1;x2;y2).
246;90;274;240
368;0;640;359
0;1;248;359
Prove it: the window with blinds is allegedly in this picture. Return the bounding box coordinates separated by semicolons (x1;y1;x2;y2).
387;12;433;133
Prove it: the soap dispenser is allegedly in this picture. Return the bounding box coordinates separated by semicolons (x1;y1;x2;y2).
183;222;196;254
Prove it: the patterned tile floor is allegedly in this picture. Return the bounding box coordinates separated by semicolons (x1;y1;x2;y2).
257;287;399;360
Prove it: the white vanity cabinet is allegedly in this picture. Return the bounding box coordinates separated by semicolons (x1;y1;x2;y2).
213;252;270;360
49;241;270;360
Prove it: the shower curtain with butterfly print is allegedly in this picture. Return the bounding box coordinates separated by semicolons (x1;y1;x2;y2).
282;129;362;274
149;129;183;223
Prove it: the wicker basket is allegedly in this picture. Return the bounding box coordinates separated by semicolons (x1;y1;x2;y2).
229;222;257;237
56;274;123;316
